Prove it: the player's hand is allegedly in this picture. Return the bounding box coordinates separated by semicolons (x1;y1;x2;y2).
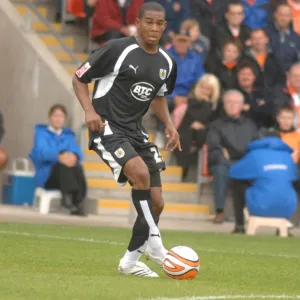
165;124;182;152
85;109;107;132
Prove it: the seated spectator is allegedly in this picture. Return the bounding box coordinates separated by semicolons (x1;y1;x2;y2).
0;111;8;170
174;74;220;181
236;62;274;128
154;32;205;148
180;19;210;62
212;1;251;54
240;0;272;29
206;40;242;90
190;0;229;40
243;29;286;88
206;90;258;227
29;104;86;216
91;0;143;45
287;0;300;35
273;63;300;128
229;136;298;220
266;3;300;72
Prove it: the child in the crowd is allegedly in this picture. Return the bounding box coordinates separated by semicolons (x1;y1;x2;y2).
277;105;300;163
206;39;242;90
180;19;210;62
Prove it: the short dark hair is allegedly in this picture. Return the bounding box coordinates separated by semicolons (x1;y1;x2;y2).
278;104;295;115
226;0;244;13
48;104;67;117
236;61;258;76
222;38;243;53
139;2;165;19
251;28;268;37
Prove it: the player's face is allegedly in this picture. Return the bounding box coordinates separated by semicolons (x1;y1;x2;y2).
277;111;295;131
136;11;166;45
49;109;66;129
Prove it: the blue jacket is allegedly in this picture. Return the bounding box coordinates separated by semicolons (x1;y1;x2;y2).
167;46;204;98
266;23;300;72
241;0;271;29
229;137;298;218
29;125;83;187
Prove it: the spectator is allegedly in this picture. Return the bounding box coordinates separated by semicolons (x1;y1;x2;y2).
229;136;298;221
277;105;300;163
180;19;210;62
29;104;86;216
206;90;258;227
273;63;300;128
91;0;143;45
147;0;190;37
0;112;8;170
174;74;220;181
236;62;274;128
212;1;251;54
154;32;205;148
266;3;300;72
243;29;286;88
240;0;272;29
206;39;243;90
287;0;300;35
190;0;229;40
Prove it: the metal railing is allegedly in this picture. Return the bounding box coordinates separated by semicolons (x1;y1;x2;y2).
23;0;81;66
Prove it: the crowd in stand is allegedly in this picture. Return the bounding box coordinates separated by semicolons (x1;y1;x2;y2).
51;0;300;233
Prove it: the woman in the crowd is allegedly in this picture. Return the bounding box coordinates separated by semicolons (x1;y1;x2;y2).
174;74;221;181
29;104;86;216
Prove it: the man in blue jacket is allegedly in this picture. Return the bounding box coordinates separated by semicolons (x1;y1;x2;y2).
154;32;204;148
229;137;298;220
240;0;272;29
266;3;300;72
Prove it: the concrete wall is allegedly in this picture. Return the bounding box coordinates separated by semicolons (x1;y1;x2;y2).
0;0;83;168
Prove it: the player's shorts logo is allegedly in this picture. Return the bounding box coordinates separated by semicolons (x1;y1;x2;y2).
130;82;155;101
114;148;125;158
159;69;167;80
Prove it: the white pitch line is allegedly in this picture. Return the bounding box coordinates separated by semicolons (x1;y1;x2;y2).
0;230;299;260
141;295;300;300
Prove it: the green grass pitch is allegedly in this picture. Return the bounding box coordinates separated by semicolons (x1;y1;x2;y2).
0;223;300;300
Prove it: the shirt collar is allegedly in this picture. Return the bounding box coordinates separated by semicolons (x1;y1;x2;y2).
48;125;62;135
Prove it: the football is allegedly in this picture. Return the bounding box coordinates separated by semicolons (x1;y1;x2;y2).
163;246;200;280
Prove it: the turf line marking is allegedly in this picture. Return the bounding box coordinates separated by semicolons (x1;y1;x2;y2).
141;295;300;300
0;230;299;260
0;230;126;246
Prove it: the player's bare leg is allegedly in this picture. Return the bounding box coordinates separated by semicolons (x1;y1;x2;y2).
144;186;167;267
118;157;166;277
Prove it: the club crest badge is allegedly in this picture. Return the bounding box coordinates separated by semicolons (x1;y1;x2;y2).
159;69;167;80
115;148;125;158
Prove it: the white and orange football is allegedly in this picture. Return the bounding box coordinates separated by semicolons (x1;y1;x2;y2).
163;246;200;280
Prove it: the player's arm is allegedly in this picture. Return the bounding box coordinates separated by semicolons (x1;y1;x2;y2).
72;75;105;132
72;41;117;132
152;59;181;151
151;96;181;152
